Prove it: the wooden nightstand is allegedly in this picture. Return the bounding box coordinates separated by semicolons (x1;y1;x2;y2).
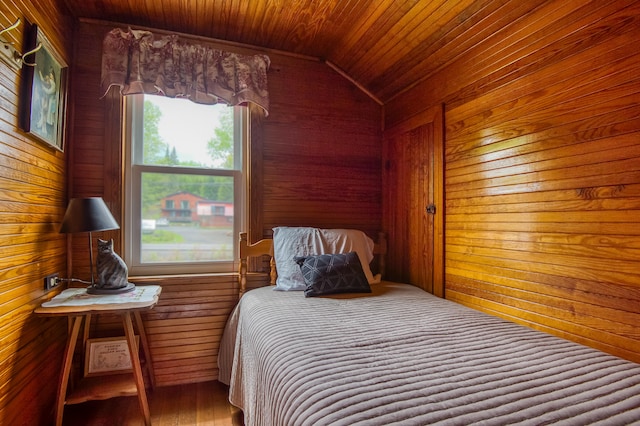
34;285;162;426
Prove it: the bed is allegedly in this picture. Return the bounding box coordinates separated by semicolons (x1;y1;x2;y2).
219;228;640;425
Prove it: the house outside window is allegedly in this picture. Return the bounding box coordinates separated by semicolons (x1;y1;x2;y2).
124;94;247;275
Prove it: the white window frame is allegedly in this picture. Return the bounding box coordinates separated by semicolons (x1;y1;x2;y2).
123;94;248;276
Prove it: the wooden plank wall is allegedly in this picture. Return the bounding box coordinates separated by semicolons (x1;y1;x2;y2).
0;0;73;424
128;274;254;386
71;20;382;387
385;1;640;363
261;54;382;237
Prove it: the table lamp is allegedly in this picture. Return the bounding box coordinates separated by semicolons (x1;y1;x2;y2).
59;197;128;293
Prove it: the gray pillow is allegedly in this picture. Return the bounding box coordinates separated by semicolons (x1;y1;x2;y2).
295;252;371;297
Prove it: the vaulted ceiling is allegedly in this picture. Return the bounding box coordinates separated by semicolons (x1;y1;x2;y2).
62;0;515;104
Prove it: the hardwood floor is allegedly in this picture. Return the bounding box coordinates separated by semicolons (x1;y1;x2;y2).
62;380;244;425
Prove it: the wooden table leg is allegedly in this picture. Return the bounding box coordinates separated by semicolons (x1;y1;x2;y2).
55;315;83;426
134;311;156;389
82;313;92;350
123;312;151;426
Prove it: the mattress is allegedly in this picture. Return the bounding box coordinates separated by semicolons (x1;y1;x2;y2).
218;282;640;425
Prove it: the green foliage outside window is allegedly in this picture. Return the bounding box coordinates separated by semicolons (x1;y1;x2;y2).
141;100;235;219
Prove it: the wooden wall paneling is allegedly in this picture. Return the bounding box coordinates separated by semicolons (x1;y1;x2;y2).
440;0;606;104
261;54;383;239
385;0;640;363
444;39;640;149
248;103;264;245
385;0;640;127
432;105;445;298
246;103;270;276
382;129;410;283
129;275;241;386
446;280;640;360
103;88;124;247
0;0;73;423
444;78;640;176
68;21;116;284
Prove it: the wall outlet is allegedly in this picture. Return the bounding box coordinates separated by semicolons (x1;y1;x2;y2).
44;273;59;290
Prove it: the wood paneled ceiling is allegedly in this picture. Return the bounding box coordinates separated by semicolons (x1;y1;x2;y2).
62;0;520;104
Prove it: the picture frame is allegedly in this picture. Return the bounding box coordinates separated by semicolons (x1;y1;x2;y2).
84;336;139;377
20;22;67;151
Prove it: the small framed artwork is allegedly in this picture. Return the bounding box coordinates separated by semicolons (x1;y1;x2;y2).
20;22;68;151
84;336;139;377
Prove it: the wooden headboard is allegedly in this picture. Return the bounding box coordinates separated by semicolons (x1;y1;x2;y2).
238;232;387;296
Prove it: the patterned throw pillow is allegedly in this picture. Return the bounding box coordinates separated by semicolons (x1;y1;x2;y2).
295;252;371;297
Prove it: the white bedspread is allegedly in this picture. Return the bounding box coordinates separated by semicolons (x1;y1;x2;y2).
218;282;640;425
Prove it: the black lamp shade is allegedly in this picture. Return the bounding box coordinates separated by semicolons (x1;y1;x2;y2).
59;197;120;234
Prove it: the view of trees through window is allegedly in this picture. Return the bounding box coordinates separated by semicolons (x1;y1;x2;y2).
137;95;238;264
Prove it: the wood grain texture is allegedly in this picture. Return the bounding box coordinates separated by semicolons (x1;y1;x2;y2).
3;1;640;423
59;0;513;106
129;274;269;387
62;380;243;426
257;53;382;238
386;0;640;363
0;0;73;424
383;105;444;296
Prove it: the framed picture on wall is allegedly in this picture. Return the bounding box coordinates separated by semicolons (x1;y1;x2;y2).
20;22;68;151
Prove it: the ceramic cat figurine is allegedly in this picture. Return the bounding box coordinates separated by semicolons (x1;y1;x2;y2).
96;238;129;289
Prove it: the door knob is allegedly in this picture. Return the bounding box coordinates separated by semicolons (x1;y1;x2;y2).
426;204;436;214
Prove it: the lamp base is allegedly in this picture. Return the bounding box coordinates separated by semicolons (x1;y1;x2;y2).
86;282;136;295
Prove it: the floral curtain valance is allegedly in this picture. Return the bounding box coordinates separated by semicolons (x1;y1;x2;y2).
100;28;270;115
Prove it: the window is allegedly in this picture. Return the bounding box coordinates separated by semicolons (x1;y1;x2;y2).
124;94;247;275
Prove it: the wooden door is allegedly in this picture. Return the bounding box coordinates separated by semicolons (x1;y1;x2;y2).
407;124;434;292
383;104;444;296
